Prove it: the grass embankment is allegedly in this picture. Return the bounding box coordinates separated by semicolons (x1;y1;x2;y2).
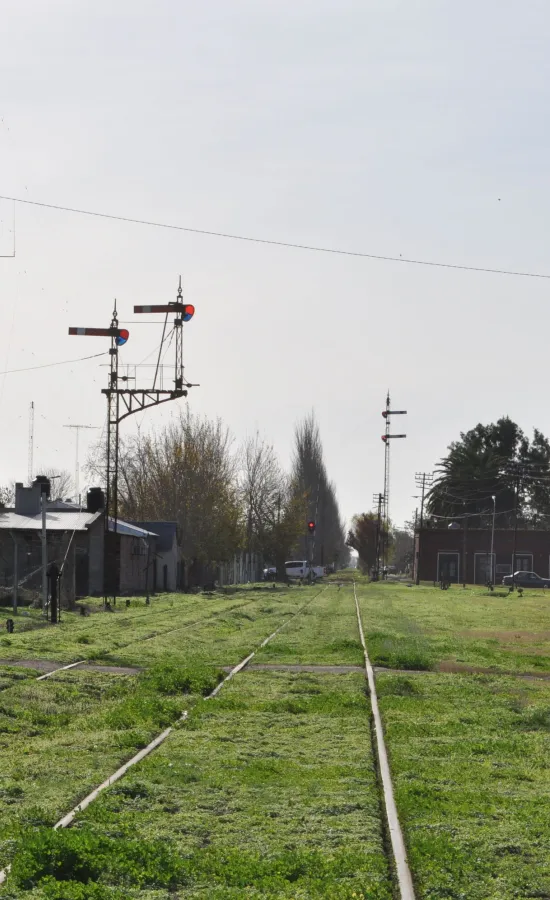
356;580;550;673
377;671;550;899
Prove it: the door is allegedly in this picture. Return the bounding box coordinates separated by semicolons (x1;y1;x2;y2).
437;553;459;583
474;553;495;584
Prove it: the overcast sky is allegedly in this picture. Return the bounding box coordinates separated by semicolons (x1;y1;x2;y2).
1;0;550;529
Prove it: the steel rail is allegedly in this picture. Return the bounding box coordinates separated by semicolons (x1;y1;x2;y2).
353;581;416;900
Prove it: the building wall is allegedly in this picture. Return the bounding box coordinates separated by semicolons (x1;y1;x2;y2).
119;534;156;594
416;528;550;583
155;534;178;591
87;519;104;595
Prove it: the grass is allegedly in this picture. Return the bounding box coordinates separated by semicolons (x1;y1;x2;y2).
376;671;550;899
0;662;222;854
0;587;305;668
6;672;393;899
356;580;550;673
254;584;364;666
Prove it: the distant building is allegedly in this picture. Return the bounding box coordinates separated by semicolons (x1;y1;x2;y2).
132;521;179;591
414;526;550;584
0;479;158;603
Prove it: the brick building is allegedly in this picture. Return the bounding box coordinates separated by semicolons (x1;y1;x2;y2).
414;525;550;584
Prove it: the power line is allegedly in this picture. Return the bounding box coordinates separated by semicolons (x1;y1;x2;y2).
3;194;550;280
0;351;107;376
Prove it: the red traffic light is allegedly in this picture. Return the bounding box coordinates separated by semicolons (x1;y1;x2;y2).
381;435;387;442
307;520;316;534
182;304;195;323
382;411;388;418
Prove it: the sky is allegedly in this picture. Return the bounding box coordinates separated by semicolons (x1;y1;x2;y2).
2;0;550;530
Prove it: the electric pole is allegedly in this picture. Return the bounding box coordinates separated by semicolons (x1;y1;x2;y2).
63;424;99;504
372;492;383;580
414;472;433;585
381;392;407;571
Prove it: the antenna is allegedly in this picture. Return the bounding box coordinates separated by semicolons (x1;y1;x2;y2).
63;424;99;501
28;401;34;484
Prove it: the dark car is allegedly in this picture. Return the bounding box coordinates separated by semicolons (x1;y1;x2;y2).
501;570;550;588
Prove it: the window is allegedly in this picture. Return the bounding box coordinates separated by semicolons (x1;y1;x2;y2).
514;554;533;572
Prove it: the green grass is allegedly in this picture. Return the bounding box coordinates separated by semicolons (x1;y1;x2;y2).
356;580;550;673
254;585;364;666
0;662;222;855
376;671;550;899
6;672;393;899
0;587;304;668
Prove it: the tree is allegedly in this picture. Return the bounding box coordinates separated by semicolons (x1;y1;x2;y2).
347;513;378;574
391;527;414;573
291;413;348;568
0;484;14;509
87;411;244;570
238;434;307;575
34;469;73;501
427;417;550;527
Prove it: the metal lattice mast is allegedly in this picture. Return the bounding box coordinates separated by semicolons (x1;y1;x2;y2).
69;280;196;606
28;401;35;485
174;277;184;392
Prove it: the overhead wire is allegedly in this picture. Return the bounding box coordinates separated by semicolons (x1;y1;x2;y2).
3;194;550;280
0;351;107;376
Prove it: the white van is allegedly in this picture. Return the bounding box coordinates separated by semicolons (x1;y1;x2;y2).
285;561;325;579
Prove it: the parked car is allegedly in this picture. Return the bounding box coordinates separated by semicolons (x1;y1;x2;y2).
501;570;550;588
285;560;325;580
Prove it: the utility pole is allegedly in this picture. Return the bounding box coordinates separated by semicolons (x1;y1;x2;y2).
462;503;468;588
415;472;433;529
381;392;407;571
63;424;98;504
414;472;433;585
372;492;383;580
511;466;521;591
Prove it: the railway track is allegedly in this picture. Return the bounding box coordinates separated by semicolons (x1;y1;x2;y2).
0;589;284;692
0;586;326;889
0;583;417;897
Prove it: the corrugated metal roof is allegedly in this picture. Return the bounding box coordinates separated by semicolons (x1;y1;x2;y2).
107;518;158;538
0;510;101;531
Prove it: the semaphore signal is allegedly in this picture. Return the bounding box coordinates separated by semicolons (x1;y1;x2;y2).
69;280;196;605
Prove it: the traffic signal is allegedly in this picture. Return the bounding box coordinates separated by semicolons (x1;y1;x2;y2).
381;435;387;442
182;304;195;322
115;329;129;346
382;410;388;418
307;520;316;534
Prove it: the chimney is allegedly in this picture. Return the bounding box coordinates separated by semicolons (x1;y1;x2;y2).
15;477;49;516
87;487;105;513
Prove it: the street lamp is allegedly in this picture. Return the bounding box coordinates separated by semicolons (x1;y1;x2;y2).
490;495;496;584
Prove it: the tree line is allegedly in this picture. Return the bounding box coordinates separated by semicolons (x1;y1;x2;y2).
84;410;349;576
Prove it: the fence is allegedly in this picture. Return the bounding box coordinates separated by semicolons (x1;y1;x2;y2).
217;552;263;586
